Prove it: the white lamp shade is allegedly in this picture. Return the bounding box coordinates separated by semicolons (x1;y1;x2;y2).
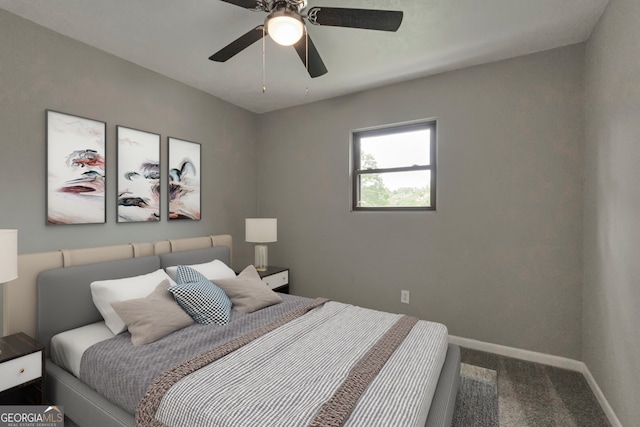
0;229;18;283
245;218;277;243
267;14;304;46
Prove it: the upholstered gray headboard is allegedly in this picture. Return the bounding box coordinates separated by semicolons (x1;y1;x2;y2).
37;256;161;353
36;245;233;354
6;234;232;339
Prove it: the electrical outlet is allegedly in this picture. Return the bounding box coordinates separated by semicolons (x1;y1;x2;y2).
401;290;410;304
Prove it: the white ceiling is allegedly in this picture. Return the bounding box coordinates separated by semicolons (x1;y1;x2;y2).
0;0;609;114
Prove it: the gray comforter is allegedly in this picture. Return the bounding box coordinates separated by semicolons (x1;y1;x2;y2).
149;302;448;427
81;295;448;427
80;294;317;414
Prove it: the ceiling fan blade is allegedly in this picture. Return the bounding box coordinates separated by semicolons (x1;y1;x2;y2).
293;34;328;78
218;0;262;10
306;7;403;32
209;26;264;62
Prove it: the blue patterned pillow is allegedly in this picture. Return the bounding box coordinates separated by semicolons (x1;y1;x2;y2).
168;265;232;325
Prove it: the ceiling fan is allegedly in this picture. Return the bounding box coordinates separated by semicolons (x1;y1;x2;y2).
209;0;403;78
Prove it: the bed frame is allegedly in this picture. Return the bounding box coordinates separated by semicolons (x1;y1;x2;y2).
34;239;459;427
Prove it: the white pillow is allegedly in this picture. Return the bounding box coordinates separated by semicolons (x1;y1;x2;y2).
165;259;236;281
90;269;176;335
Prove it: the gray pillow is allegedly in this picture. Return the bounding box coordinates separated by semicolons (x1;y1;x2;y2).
111;279;194;345
213;265;283;313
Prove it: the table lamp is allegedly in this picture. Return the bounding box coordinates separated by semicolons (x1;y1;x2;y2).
0;229;18;347
245;218;277;271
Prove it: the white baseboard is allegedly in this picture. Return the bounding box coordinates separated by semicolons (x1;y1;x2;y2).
449;335;583;371
449;335;623;427
580;364;623;427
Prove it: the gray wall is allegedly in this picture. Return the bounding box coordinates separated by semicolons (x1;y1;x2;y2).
257;45;585;359
584;0;640;425
0;9;258;266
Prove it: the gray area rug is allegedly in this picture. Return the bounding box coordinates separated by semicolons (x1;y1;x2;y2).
453;363;500;427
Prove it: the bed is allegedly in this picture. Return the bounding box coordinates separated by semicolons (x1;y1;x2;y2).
36;244;460;427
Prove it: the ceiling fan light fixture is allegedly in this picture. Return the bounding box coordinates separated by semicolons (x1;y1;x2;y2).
266;10;304;46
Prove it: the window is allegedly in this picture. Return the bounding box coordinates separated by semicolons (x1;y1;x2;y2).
352;120;436;211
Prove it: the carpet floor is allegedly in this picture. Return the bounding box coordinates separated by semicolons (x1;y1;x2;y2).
461;347;611;427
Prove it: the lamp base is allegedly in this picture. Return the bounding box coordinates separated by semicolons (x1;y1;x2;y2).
254;244;268;271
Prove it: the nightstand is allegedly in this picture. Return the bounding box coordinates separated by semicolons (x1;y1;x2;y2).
258;267;289;294
0;333;45;405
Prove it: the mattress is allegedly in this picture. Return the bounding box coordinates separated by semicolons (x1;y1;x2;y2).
50;321;114;377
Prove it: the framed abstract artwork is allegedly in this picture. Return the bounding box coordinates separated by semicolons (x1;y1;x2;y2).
46;110;106;225
168;137;201;220
117;126;161;222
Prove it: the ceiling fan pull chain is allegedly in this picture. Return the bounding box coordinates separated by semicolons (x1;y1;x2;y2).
262;25;266;93
305;27;309;96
